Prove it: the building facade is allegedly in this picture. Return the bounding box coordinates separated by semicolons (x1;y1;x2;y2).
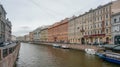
11;35;16;41
68;0;120;44
5;19;12;42
24;35;29;42
68;16;79;43
29;32;33;42
39;26;49;42
16;36;25;41
32;27;41;41
111;12;120;45
0;4;7;44
48;18;68;43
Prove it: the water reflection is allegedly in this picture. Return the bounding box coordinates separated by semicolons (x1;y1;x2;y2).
15;43;120;67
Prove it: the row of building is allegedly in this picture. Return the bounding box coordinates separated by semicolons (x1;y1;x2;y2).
0;4;12;44
17;0;120;45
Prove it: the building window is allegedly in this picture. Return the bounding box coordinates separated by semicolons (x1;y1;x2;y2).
114;25;119;32
106;14;108;18
114;18;117;23
95;31;96;34
106;21;108;26
106;29;109;33
88;32;89;35
99;30;101;34
97;30;99;34
94;24;96;28
119;17;120;22
119;25;120;31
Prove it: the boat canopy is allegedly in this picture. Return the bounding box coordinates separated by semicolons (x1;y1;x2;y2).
103;44;120;50
113;46;120;50
103;44;116;49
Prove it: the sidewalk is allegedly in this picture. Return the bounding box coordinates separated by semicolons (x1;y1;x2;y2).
34;42;101;51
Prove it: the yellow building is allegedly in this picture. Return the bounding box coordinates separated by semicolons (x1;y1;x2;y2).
68;0;120;44
39;26;49;42
29;32;33;42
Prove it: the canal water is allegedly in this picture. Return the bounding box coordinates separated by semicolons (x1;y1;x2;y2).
15;43;120;67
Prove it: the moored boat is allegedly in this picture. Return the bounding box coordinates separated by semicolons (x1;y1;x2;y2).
61;45;69;49
85;48;96;55
97;52;120;64
52;44;61;48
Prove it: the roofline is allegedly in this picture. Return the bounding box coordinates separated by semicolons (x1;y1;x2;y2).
0;4;7;14
112;12;120;17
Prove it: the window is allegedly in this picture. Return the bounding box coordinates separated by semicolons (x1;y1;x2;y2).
99;30;101;34
95;31;96;34
98;30;99;34
114;18;117;23
94;24;96;28
99;23;101;28
114;25;119;32
106;29;109;33
106;14;108;18
119;17;120;22
106;21;108;26
119;25;120;31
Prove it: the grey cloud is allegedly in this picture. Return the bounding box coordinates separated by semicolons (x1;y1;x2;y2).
1;0;113;36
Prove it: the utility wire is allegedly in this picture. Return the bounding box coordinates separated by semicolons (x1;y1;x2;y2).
26;0;64;18
72;0;101;16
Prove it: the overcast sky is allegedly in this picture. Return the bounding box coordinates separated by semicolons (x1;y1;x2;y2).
1;0;114;36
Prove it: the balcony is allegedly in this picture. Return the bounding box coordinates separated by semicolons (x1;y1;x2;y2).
84;34;105;37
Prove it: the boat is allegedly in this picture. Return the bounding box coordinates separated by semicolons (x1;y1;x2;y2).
52;44;61;48
97;52;120;64
85;48;96;55
61;45;69;49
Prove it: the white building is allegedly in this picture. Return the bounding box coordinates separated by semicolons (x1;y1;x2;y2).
33;27;41;41
24;35;30;41
11;35;16;41
112;12;120;45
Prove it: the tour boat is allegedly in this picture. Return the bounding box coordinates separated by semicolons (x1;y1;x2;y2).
97;52;120;64
61;45;69;49
85;48;96;55
52;44;61;48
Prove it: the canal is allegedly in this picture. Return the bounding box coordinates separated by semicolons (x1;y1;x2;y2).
15;43;120;67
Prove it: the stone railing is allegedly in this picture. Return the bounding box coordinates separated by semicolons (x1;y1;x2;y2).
0;42;20;67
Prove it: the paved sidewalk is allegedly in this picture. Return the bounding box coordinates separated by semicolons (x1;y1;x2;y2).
37;42;101;51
